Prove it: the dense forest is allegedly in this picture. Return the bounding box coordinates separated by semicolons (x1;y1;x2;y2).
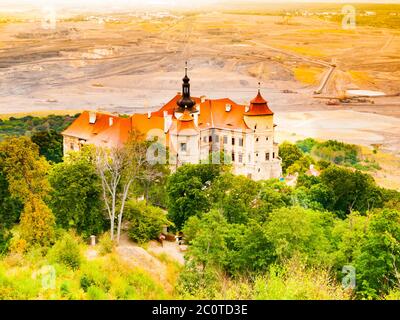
0;115;400;300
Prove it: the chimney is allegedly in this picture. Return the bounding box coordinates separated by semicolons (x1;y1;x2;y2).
245;105;250;112
89;111;96;124
225;103;232;112
193;113;199;127
109;117;113;126
200;95;206;103
148;111;151;119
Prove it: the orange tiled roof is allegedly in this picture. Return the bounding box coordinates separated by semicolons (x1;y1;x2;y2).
245;91;274;116
131;113;165;136
169;109;199;136
150;94;251;131
87;117;132;148
198;98;249;131
62;91;274;148
62;111;122;141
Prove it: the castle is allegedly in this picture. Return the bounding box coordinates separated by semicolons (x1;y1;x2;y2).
62;66;282;180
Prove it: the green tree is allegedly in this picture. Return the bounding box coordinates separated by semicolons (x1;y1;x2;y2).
166;164;222;230
135;141;170;207
20;195;55;246
31;129;63;163
319;165;383;217
279;141;304;173
264;206;335;266
209;173;261;224
355;209;400;298
331;211;368;271
225;220;276;274
312;140;360;166
258;179;293;217
296;138;318;153
0;136;51;202
286;154;314;175
49;149;107;237
0;137;54;247
183;209;229;271
0;170;23;252
125;200;171;243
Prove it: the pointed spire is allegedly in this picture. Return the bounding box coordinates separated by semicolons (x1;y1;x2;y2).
185;61;188;77
177;62;195;112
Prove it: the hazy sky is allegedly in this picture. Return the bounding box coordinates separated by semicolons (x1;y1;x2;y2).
3;0;400;6
1;0;399;12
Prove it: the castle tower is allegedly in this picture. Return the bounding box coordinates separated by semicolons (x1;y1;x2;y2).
169;109;200;167
243;84;282;180
176;62;196;113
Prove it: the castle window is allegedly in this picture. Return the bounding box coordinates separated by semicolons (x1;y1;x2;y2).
214;135;219;143
70;143;74;151
273;152;275;159
232;152;235;162
239;138;243;146
256;137;259;142
248;154;251;162
232;137;235;145
266;153;270;161
256;153;259;157
209;135;212;143
223;136;228;144
254;124;257;130
238;153;243;163
180;143;187;152
203;136;207;143
266;137;269;141
258;168;261;172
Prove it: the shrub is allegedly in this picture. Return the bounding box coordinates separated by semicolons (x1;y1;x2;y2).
125;201;171;244
98;232;114;255
86;286;108;300
79;263;111;293
47;233;82;270
176;261;221;299
8;230;28;256
253;258;350;300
